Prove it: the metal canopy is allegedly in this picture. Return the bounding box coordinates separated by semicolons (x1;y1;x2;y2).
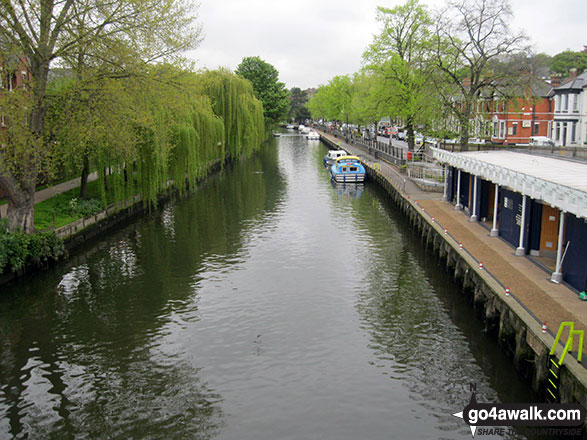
432;148;587;219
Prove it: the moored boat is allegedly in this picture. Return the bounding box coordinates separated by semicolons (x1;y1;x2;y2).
323;149;348;166
329;156;366;183
306;130;320;140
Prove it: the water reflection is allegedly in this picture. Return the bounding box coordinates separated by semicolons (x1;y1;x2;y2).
330;182;364;199
350;184;537;439
0;140;286;439
0;135;543;439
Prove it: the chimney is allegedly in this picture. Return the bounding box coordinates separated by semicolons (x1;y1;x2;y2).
568;68;578;81
550;74;561;87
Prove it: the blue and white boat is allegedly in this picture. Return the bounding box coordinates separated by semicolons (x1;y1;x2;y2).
323;149;348;167
329;155;366;183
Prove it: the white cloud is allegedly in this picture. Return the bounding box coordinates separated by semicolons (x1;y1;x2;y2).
189;0;587;90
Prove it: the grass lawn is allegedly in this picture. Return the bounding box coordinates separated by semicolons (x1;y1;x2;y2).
34;179;106;230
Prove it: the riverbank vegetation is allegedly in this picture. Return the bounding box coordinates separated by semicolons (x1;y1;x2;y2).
0;2;280;276
0;1;274;238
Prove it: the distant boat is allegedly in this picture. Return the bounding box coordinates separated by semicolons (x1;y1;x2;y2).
286;124;295;129
273;132;281;137
306;131;320;140
330;156;366;183
323;149;347;166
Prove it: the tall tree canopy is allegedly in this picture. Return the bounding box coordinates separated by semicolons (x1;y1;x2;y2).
307;75;353;122
550;50;587;76
363;0;436;150
288;87;310;122
431;0;529;149
235;56;289;126
0;0;201;232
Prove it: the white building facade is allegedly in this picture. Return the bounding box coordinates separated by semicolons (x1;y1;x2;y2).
551;70;587;147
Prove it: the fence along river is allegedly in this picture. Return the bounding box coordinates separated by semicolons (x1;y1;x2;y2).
0;134;550;439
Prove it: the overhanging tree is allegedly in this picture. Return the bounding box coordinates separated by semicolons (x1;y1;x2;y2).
0;0;201;232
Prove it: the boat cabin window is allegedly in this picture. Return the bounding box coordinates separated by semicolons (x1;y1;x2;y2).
349;166;358;172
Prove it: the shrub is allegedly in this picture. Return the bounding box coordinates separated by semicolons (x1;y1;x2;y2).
0;220;65;273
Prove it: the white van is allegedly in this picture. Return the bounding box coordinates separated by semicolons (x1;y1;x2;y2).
529;136;555;147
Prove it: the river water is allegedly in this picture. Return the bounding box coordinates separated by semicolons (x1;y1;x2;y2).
0;134;546;439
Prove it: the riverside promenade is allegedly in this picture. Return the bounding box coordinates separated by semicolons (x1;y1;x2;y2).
0;172;99;219
318;130;587;368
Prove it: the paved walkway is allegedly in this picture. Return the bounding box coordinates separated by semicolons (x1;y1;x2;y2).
0;172;99;218
319;130;587;357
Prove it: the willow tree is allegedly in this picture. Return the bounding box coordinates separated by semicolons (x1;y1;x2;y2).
45;75;140;200
0;0;201;232
170;96;225;194
195;69;264;161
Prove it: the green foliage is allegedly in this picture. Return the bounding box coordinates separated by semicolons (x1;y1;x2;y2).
196;69;264;161
235;56;290;125
0;90;46;185
0;0;203;232
45;67;264;215
550;50;587;75
288;87;310;122
34;190;103;231
307;75;353;121
0;220;64;273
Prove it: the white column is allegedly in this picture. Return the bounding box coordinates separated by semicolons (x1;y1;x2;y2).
515;195;527;256
551;211;566;283
470;176;478;221
442;164;448;201
490;184;499;237
455;169;463;210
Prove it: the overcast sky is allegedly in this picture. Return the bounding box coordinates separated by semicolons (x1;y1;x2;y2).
188;0;586;90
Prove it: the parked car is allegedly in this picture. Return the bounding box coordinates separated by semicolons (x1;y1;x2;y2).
424;136;438;146
528;136;555;147
397;130;407;141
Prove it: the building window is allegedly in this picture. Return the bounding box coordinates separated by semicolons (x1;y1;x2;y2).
563;95;569;112
512;122;517;135
555;122;561;141
571;122;577;143
533;122;540;135
555;96;560;112
493;121;498;137
499;121;506;138
572;94;578;112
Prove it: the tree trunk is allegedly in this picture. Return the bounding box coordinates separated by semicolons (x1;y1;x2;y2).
460;99;472;151
80;156;90;199
0;175;35;233
0;57;51;233
406;119;415;152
